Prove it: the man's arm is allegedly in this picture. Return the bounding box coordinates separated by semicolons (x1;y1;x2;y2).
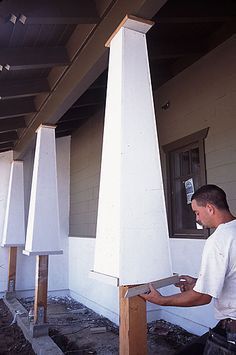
140;283;212;307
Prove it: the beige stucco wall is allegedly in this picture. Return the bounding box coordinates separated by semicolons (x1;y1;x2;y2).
70;110;104;237
156;34;236;213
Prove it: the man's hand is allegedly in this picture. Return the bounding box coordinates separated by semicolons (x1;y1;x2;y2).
140;282;211;307
140;283;164;305
175;275;197;292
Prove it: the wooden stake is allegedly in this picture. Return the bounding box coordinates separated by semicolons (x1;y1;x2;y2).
119;286;147;355
8;247;17;292
34;255;49;324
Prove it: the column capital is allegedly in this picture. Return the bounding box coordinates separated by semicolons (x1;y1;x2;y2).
105;14;154;47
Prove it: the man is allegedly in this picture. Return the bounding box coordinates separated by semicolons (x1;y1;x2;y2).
141;184;236;354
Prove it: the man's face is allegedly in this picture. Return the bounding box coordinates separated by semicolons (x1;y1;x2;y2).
191;199;214;228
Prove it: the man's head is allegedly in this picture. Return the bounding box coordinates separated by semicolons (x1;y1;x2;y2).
191;184;230;228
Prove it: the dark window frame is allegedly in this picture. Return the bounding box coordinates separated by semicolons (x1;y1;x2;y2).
163;128;209;239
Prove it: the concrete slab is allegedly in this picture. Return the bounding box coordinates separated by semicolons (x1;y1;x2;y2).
3;297;63;355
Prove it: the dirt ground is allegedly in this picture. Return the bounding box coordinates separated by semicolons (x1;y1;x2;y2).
0;299;34;355
0;296;197;354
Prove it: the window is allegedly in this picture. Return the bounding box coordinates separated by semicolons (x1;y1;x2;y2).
163;128;209;239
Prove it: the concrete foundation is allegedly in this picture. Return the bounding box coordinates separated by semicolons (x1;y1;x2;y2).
3;297;63;355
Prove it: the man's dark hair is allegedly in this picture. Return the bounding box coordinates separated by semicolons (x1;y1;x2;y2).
191;184;229;211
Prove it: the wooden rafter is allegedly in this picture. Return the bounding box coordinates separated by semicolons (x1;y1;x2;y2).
0;98;35;118
0;116;26;131
0;131;18;143
0;78;49;99
0;47;69;70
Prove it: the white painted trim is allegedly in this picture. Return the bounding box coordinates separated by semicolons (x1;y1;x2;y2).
22;250;63;256
159;309;210;336
89;270;119;286
125;275;179;298
69;290;119;325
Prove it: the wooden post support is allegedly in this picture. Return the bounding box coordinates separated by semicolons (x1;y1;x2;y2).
119;286;147;355
8;246;17;292
34;255;49;324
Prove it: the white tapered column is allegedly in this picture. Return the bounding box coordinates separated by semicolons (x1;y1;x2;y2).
0;151;13;240
23;125;62;256
93;16;172;286
2;161;25;247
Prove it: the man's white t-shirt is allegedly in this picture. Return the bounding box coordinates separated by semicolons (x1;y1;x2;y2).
194;219;236;320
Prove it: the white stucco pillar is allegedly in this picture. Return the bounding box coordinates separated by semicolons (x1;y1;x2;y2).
92;16;172;286
0;151;13;240
1;161;25;247
23;125;62;256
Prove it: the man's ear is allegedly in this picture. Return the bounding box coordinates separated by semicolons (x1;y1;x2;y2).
206;203;215;215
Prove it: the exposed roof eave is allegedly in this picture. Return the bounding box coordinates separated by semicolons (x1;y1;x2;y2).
13;0;167;159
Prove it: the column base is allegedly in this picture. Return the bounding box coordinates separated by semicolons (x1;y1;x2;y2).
30;323;49;338
5;291;16;300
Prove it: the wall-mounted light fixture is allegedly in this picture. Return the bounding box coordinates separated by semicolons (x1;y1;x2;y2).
0;64;11;72
19;14;27;24
8;13;27;25
9;13;17;24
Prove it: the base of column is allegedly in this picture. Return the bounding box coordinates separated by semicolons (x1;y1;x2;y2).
30;323;49;338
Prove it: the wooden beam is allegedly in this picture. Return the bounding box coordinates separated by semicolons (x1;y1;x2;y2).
0;116;26;131
0;78;49;99
0;47;69;70
119;286;147;355
0;98;35;118
34;255;49;324
0;131;18;143
8;247;17;293
0;0;99;25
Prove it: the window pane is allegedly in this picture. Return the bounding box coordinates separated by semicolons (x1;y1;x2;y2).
171;152;181;178
174;178;196;231
181;151;190;175
191;148;200;173
164;128;208;238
